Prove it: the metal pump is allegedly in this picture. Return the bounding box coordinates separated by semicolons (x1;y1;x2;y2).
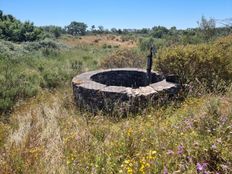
146;46;156;84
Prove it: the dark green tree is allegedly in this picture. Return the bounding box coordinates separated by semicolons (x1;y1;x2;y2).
151;26;169;38
91;25;96;32
140;28;150;34
53;27;61;38
0;11;44;42
0;10;3;20
111;28;117;33
66;21;87;36
98;25;104;34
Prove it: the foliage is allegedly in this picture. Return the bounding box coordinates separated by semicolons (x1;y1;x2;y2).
156;35;232;90
1;11;232;173
120;35;137;42
41;25;64;38
0;56;41;112
97;25;104;34
151;26;169;38
0;39;67;58
0;39;114;113
138;37;166;51
100;49;145;69
65;21;88;36
1;89;232;173
0;11;45;42
198;16;216;41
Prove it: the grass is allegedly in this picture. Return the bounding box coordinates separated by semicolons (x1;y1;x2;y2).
0;87;232;173
0;39;114;113
0;35;232;174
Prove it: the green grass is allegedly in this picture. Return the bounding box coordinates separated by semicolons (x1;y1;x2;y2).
0;40;114;113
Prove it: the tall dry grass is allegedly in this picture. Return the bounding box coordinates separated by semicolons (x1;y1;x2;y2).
1;87;232;173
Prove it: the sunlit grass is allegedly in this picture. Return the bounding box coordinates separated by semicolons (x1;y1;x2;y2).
1;35;232;173
0;87;232;173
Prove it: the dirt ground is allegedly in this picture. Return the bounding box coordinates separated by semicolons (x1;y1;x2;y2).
59;34;136;48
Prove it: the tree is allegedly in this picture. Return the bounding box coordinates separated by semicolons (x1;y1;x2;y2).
66;21;87;36
0;11;44;42
91;25;95;32
98;25;104;34
53;27;61;38
117;29;122;34
0;10;3;20
111;28;117;33
6;14;14;21
41;25;64;38
219;18;232;27
140;28;150;34
151;26;169;38
198;16;216;41
169;26;177;35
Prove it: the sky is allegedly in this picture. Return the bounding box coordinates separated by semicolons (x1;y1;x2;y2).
1;0;232;29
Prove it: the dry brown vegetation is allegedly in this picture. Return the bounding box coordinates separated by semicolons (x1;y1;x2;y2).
1;87;232;173
59;35;136;48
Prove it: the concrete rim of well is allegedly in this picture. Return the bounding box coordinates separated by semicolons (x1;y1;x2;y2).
72;68;179;97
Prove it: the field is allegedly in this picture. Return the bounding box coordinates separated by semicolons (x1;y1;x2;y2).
60;35;136;48
1;31;232;174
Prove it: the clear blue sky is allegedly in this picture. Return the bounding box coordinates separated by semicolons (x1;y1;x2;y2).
1;0;232;29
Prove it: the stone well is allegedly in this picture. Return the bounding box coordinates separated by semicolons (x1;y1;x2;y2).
72;68;180;113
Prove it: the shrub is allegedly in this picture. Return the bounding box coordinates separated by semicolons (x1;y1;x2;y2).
24;39;64;51
156;35;232;91
102;44;112;49
139;37;166;51
0;61;42;112
42;69;63;89
120;35;136;42
139;37;155;51
0;11;45;42
23;39;69;57
0;40;29;57
100;49;145;69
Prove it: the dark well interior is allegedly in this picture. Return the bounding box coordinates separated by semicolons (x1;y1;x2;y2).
91;70;163;88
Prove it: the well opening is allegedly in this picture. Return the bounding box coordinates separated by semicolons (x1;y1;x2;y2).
90;70;160;88
72;68;181;114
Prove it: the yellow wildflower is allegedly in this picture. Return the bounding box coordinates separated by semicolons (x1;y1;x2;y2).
151;150;157;155
66;160;71;165
127;167;133;174
127;128;132;136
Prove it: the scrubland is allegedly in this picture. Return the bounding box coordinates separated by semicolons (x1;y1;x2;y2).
1;33;232;174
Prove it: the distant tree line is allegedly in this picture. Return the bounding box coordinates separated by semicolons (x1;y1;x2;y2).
1;10;232;43
40;25;65;38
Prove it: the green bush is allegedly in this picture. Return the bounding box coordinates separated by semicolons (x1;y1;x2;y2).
0;11;45;42
100;49;145;69
138;37;155;51
0;40;29;57
0;61;42;112
0;39;68;59
42;68;64;89
24;39;67;51
138;37;166;51
156;35;232;90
